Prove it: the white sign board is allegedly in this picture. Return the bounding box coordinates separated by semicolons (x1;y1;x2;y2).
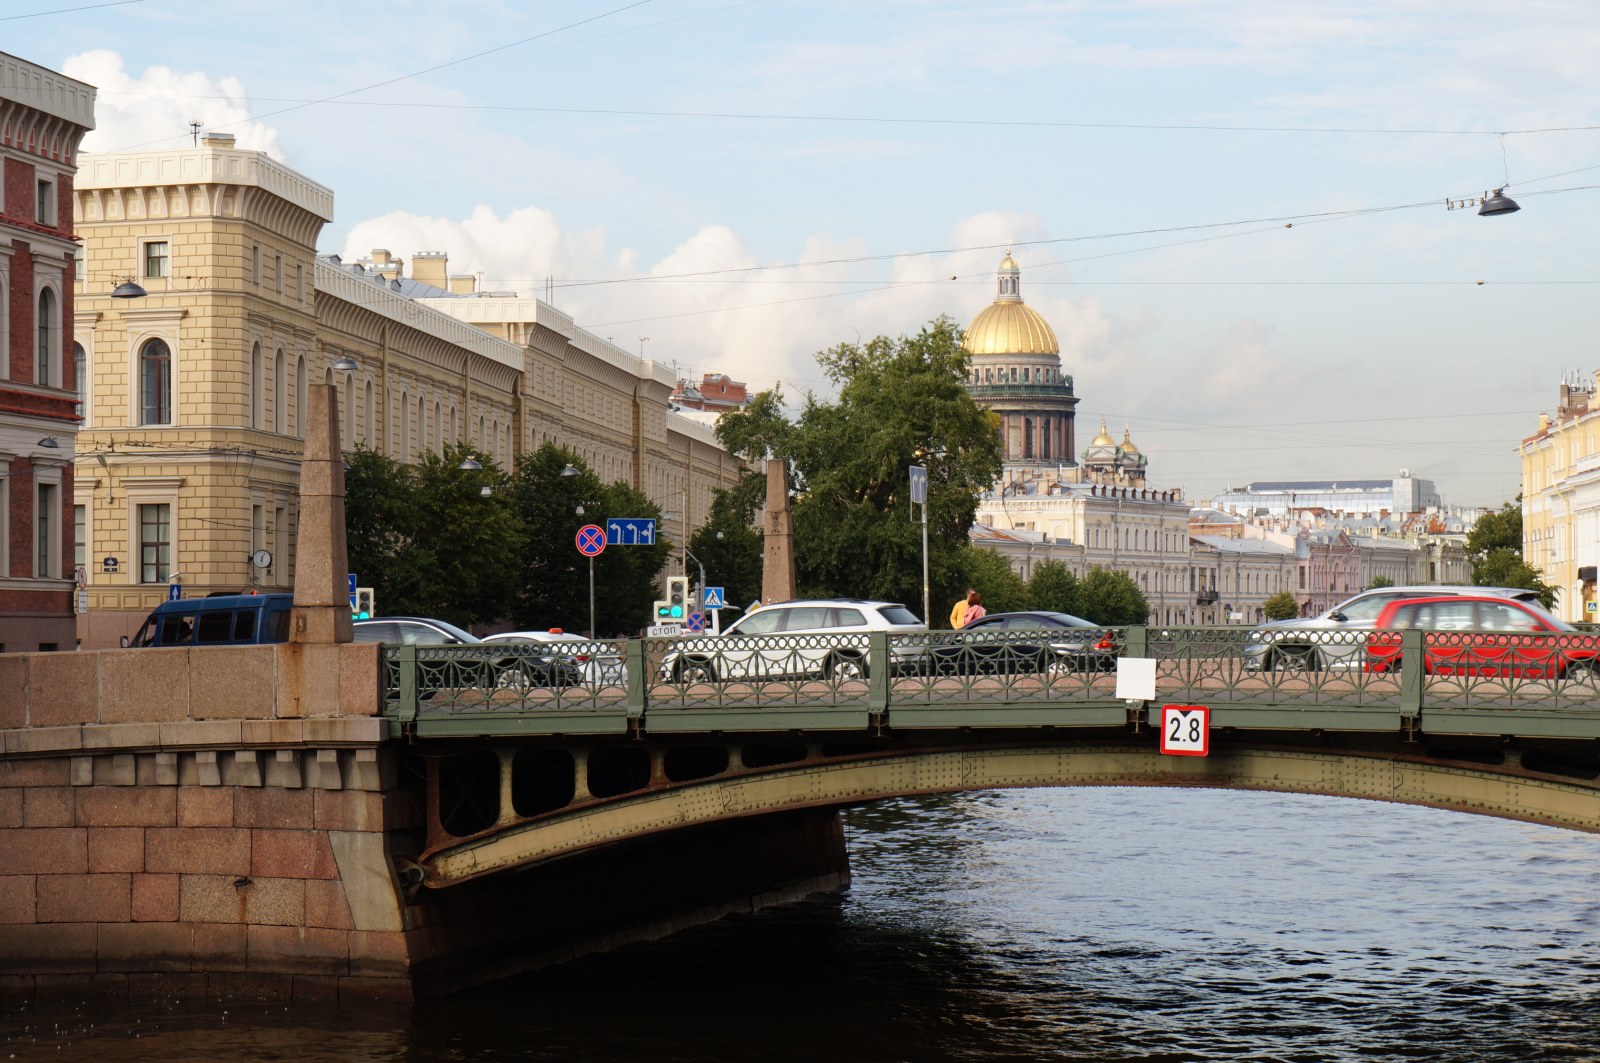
1159;704;1211;756
647;623;684;638
77;590;88;614
1114;657;1156;701
909;465;928;505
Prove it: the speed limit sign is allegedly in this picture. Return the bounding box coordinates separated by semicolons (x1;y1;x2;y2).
1160;704;1210;757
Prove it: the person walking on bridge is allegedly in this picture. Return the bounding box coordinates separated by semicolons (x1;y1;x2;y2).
962;591;986;627
950;588;976;629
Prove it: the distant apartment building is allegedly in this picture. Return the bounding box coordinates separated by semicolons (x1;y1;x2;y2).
671;373;750;413
1520;372;1600;621
0;53;95;651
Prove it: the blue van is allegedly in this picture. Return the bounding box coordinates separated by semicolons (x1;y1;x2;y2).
123;593;294;648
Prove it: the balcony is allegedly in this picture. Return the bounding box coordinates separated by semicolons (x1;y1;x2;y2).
1196;589;1219;604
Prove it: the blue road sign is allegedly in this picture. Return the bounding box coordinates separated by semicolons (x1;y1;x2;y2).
167;583;182;602
348;572;358;595
702;586;726;609
605;518;657;546
575;524;607;557
349;593;359;611
685;611;705;632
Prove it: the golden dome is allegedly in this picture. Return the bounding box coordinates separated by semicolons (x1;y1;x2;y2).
964;302;1059;356
1090;419;1116;447
998;251;1019;271
1119;426;1141;455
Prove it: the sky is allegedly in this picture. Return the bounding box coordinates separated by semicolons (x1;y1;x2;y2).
10;0;1600;510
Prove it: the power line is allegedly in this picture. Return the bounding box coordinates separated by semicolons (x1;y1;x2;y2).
107;0;659;152
0;0;143;20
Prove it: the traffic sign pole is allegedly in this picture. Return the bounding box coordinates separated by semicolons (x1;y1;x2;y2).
575;525;607;638
910;465;929;626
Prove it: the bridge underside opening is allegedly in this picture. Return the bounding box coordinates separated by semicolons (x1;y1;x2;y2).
415;740;1600;890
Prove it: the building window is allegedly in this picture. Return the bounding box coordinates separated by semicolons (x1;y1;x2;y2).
295;263;304;304
74;504;86;570
36;177;54;226
273;505;288;582
139;338;172;424
139;503;171;583
252;244;261;286
143;240;170;279
37;289;57;387
364;379;374;444
295;356;306;437
37;483;58;578
275;254;283;295
73;342;87;423
250;342;263;428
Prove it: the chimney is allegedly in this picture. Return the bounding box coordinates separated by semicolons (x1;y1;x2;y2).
448;274;477;295
411;252;448;290
366;249;401;282
201;132;236;148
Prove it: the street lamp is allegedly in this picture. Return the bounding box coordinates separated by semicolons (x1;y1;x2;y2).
110;277;147;299
458;457;482;471
331;355;359;372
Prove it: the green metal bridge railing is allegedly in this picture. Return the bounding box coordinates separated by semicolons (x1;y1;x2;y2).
379;626;1600;740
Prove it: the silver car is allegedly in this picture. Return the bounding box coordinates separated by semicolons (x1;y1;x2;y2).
1243;585;1545;671
659;599;926;683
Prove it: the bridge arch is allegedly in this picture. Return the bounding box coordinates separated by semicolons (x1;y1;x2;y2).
420;743;1600;886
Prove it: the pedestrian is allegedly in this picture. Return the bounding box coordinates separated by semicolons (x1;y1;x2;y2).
949;587;976;629
963;591;987;627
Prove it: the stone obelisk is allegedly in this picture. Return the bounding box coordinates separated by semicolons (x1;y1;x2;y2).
291;383;354;644
761;454;796;605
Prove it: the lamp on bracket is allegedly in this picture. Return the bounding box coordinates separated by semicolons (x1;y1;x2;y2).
331;354;360;372
1445;187;1521;216
110;277;148;299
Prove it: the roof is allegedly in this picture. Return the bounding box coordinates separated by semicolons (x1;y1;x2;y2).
1235;480;1395;492
1189;535;1294;556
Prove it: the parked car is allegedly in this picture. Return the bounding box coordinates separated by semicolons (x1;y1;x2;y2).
1243;585;1545;672
353;617;582;689
927;611;1117;675
660;599;925;683
122;593;293;648
1365;595;1596;679
481;629;625;685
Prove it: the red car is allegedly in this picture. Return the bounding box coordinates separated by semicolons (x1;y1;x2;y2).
1365;595;1598;679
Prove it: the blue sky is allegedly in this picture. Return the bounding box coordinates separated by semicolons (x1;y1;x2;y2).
12;0;1600;509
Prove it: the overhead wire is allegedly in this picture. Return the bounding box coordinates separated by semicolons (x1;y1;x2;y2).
0;0;143;20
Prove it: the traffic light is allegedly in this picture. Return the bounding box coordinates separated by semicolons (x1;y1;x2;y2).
666;576;689;620
353;587;375;620
654;599;672;620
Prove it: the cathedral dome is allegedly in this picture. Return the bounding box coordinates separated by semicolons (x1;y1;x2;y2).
964;251;1059;357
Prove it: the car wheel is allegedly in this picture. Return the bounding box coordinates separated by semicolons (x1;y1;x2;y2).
826;653;868;681
1270;645;1322;672
495;664;533;692
677;658;718;684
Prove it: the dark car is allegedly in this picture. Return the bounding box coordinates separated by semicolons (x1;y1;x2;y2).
353;617;582;690
928;611;1117;676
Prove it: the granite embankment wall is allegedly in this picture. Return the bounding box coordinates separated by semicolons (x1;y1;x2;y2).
0;642;421;1003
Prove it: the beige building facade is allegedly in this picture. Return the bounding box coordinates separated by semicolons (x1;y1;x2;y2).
1520;373;1600;621
72;138;741;647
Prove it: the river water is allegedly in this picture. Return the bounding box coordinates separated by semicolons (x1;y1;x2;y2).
5;788;1600;1061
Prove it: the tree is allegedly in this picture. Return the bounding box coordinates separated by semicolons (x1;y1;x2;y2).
1263;591;1299;621
717;317;1003;621
1077;567;1150;626
344;445;415;608
1368;576;1395;590
396;444;523;628
1467;499;1556;608
963;547;1029;617
689;474;765;616
1027;560;1081;617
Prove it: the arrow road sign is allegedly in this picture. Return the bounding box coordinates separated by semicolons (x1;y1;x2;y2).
576;524;607;557
701;586;725;610
606;518;656;546
909;464;928;505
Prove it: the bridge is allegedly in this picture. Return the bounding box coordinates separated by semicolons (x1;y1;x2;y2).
387;626;1600;896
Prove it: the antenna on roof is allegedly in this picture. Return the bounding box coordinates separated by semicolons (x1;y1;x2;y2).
189;120;202;146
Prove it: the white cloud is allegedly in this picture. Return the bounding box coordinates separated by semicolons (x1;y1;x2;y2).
63;50;283;158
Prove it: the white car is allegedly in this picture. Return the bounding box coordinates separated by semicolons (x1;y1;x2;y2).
480;630;626;685
659;599;926;683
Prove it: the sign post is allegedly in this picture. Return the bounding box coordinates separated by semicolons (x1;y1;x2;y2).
576;524;607;638
909;465;928;626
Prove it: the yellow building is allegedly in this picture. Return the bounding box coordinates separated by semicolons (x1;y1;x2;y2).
72;136;741;647
1518;374;1600;621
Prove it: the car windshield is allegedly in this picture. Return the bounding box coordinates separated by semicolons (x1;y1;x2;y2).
426;619;481;643
877;605;921;625
1026;612;1096;628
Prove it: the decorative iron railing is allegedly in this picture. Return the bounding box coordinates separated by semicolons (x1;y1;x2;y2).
378;625;1600;735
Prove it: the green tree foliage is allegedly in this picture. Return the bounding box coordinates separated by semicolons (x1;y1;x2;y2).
1026;559;1082;617
689;474;765;616
1467;499;1556;608
1076;567;1150;626
1263;590;1300;621
963;547;1029;617
509;443;669;636
1368;576;1395;589
717;317;1003;621
342;443;522;626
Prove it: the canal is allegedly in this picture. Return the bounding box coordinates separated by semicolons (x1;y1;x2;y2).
4;788;1599;1060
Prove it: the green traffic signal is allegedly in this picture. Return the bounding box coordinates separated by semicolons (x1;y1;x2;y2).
670;605;683;618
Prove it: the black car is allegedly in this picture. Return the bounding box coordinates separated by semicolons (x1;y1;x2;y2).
928;611;1118;676
353;617;582;690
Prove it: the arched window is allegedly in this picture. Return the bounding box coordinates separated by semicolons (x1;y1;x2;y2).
399;390;410;458
36;288;57;387
416;394;425;455
364;379;374;444
73;342;87;425
250;343;262;428
139;338;172;424
450;407;458;443
295;356;306;438
274;349;285;433
433;401;441;452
